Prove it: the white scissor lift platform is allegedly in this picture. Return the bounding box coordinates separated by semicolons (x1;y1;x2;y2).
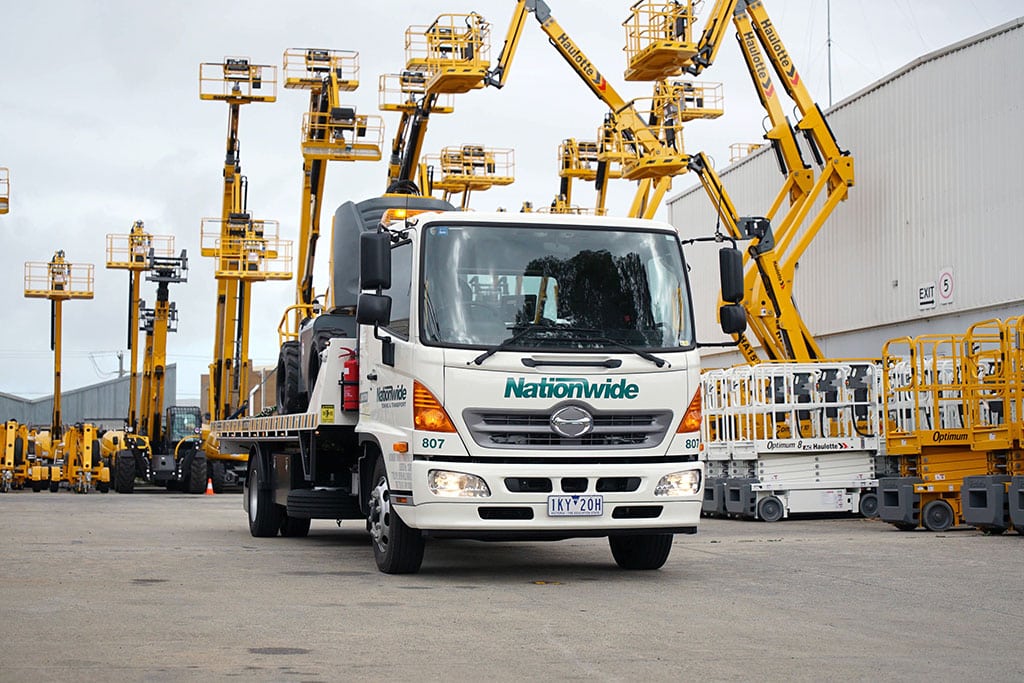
701;361;886;521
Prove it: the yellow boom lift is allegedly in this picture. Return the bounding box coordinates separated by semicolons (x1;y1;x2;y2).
23;251;109;493
103;225;197;493
685;0;854;363
274;48;385;414
197;57;292;485
1;421;32;492
422;144;514;209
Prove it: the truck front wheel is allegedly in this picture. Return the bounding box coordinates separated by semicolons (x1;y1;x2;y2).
247;454;282;537
609;533;673;570
368;457;424;574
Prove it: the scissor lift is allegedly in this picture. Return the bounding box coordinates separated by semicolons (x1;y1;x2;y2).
958;318;1024;534
701;361;884;521
879;335;993;531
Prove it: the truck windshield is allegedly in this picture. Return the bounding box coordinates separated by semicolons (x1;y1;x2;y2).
421;223;693;351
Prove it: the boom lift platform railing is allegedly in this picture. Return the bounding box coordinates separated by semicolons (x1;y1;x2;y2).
0;167;10;214
423;144;514;209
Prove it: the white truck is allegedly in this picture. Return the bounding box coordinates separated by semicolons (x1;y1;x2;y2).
213;194;745;573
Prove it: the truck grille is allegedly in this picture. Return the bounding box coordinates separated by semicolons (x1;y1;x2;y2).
463;408;673;450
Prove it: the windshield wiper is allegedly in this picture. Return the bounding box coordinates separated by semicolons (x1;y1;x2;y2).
471;324;556;365
471;324;669;368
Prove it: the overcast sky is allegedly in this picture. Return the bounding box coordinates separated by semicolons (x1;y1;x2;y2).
1;0;1020;402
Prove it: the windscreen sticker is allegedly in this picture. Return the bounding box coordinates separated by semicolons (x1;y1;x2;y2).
504;376;639;399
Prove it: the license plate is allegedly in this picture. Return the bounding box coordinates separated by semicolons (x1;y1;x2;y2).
547;494;604;517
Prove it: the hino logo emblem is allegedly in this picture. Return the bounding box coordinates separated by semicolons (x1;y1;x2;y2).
550;406;594;438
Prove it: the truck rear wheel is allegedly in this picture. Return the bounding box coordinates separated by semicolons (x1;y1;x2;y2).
247;454;282;537
368;457;424;574
114;451;135;494
608;533;673;570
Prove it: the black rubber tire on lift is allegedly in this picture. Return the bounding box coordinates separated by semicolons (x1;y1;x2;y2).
757;496;785;523
858;492;879;518
276;341;307;415
31;479;42;493
13;437;24;467
188;452;208;494
114;451;136;494
368;457;425;574
922;499;955;532
609;533;674;570
49;479;60;493
210;460;227;493
247;453;282;537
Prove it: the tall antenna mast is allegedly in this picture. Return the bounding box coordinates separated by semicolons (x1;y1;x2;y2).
827;0;833;107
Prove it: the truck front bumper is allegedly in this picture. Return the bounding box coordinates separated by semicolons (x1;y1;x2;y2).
393;459;702;539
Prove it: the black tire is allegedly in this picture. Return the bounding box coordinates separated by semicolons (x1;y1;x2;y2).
49;479;60;493
187;452;207;494
922;499;955;532
368;456;424;574
609;533;673;570
13;436;24;466
893;522;917;531
114;451;136;494
96;478;110;493
210;460;227;493
276;341;306;415
858;492;879;518
280;514;311;538
246;453;282;537
31;479;42;493
757;496;785;523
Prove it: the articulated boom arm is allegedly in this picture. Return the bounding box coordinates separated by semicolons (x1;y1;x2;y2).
686;0;740;76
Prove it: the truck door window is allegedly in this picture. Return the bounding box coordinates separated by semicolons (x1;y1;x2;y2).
384;241;412;340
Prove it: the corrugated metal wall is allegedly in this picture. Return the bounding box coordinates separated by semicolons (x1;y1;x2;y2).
0;365;177;430
669;19;1024;363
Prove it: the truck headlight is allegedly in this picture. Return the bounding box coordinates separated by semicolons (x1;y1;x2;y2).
428;470;490;498
655;470;701;497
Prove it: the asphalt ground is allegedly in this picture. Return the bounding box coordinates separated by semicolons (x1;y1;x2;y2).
1;488;1022;682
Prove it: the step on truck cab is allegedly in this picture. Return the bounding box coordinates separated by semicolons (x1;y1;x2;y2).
215;194;745;573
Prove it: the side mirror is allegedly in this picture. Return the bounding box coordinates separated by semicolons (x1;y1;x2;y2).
719;303;747;335
360;231;391;290
357;293;392;327
719;247;743;304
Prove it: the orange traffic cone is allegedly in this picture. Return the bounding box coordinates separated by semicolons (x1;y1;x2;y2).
205;478;215;495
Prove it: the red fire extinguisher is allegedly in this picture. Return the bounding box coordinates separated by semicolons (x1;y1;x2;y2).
341;350;359;411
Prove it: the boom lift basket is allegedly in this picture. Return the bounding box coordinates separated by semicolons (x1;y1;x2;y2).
0;167;9;214
623;0;698;81
377;73;454;114
301;108;384;162
425;145;514;193
612;98;689;180
283;48;359;91
653;79;724;122
106;232;174;270
199;58;277;103
405;13;491;94
729;142;764;162
558;139;600;181
200;217;292;280
24;260;94;299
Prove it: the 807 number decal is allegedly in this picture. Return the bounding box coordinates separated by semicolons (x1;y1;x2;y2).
422;437;445;449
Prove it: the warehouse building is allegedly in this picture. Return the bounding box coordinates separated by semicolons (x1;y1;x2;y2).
668;18;1024;366
0;365;177;430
